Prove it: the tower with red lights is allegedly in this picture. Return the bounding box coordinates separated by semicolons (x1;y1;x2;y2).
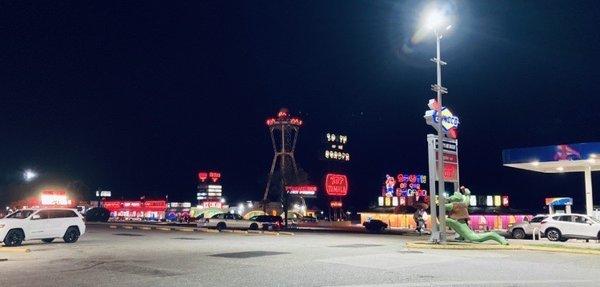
263;108;302;205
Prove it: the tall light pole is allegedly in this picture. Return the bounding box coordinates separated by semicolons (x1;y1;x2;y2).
433;27;447;243
424;7;452;243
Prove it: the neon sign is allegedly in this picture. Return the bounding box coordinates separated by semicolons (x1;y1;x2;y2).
40;190;68;206
325;174;348;196
198;171;221;183
209;172;221;182
383;173;427;197
285;185;317;197
198;172;208;182
324;133;350;162
266;108;303;127
330;201;343;208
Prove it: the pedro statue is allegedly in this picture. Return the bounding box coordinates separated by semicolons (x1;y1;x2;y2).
444;187;508;245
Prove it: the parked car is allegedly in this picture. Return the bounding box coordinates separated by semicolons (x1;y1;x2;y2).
198;213;259;231
540;213;600;242
508;215;548;239
363;219;388;233
0;208;86;247
249;215;283;230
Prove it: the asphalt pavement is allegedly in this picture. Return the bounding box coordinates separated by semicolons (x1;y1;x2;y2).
1;225;599;287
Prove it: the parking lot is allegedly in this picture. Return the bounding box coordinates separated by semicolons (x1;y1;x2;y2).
1;225;600;287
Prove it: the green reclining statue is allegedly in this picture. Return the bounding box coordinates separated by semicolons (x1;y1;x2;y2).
444;188;508;245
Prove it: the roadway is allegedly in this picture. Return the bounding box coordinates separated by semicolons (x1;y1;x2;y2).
1;225;599;287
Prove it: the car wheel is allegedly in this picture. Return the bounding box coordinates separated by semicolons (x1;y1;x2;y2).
545;228;561;242
511;228;526;239
3;229;24;247
41;238;55;243
216;222;226;231
249;223;258;230
63;226;80;243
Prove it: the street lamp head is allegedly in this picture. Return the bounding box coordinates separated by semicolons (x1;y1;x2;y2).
421;4;453;31
424;10;444;29
23;169;37;182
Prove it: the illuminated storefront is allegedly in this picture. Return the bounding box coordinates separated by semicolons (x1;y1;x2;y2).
379;173;429;208
165;202;192;222
102;199;167;221
361;173;531;230
10;189;76;209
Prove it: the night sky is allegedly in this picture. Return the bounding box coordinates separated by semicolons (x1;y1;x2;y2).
1;1;599;213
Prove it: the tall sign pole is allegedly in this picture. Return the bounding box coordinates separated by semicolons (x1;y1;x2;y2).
426;135;438;242
433;28;447;243
424;28;460;243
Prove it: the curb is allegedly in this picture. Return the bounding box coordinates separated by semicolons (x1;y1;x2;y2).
521;245;600;255
103;223;295;237
406;241;600;255
406;241;518;250
0;247;31;253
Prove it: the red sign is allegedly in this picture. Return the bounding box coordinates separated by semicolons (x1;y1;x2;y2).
209;172;221;183
198;172;208;182
202;201;222;209
436;153;458;163
325;174;348;196
102;200;166;212
198;171;221;183
330;201;343;208
443;163;458;181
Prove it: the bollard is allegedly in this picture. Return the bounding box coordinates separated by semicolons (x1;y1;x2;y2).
532;228;541;241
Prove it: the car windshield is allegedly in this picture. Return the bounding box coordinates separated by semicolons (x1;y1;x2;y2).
530;216;547;223
6;209;36;219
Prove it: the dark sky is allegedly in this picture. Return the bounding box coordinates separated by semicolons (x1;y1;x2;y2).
1;1;599;213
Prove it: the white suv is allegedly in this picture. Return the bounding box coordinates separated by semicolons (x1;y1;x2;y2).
198;213;259;231
540;213;600;242
508;215;548;239
0;208;86;246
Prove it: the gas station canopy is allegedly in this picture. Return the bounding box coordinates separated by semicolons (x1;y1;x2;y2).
503;142;600;172
503;142;600;215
